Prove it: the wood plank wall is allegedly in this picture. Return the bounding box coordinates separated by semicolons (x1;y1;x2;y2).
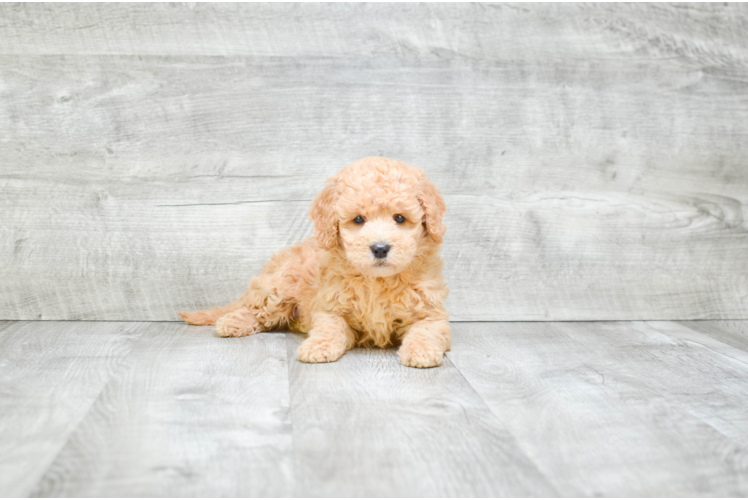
1;3;747;321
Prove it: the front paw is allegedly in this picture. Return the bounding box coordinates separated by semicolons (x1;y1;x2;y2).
398;337;445;368
297;336;349;364
215;310;260;338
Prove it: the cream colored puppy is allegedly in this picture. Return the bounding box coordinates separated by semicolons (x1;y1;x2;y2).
180;157;450;368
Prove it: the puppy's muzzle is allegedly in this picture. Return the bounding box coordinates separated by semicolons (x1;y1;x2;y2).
370;242;391;259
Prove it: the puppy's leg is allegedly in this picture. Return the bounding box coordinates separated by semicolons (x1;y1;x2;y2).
215;307;262;338
297;312;356;364
398;319;451;368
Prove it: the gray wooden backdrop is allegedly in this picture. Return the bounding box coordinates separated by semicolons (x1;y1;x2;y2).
1;3;747;322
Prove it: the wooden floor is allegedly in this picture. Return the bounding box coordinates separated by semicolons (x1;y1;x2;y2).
1;320;747;497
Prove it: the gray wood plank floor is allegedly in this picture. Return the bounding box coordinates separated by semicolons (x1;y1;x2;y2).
1;320;747;497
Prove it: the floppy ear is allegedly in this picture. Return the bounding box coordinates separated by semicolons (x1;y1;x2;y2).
309;175;340;250
418;173;447;243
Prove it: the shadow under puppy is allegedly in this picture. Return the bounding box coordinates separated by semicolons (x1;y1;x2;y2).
180;157;450;368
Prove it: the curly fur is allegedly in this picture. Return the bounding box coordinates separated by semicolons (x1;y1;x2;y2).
179;157;450;368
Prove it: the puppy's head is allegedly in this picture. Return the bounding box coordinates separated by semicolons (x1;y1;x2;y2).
310;157;446;277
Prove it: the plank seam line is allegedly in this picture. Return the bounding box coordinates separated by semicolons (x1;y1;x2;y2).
443;351;562;496
644;321;748;368
24;322;150;496
156;199;313;207
283;332;299;495
640;321;748;447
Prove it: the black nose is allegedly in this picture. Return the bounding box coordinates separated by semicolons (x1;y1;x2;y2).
370;242;391;259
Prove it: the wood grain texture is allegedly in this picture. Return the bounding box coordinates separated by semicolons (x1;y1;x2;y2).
642;320;748;444
33;325;292;497
1;3;747;60
1;3;747;321
446;321;748;496
2;319;748;496
285;332;557;497
0;321;144;497
677;320;748;353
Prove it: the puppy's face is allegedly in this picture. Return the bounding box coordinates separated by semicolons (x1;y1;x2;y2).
338;205;424;278
310;157;446;278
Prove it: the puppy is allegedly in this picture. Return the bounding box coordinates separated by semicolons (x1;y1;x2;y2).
179;157;450;368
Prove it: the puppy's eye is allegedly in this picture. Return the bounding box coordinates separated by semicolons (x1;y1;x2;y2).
353;216;365;225
394;214;406;224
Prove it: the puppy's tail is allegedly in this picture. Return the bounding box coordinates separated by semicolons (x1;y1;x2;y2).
178;299;244;326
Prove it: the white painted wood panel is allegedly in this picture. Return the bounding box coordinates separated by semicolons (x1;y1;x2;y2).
1;4;746;61
1;4;747;321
